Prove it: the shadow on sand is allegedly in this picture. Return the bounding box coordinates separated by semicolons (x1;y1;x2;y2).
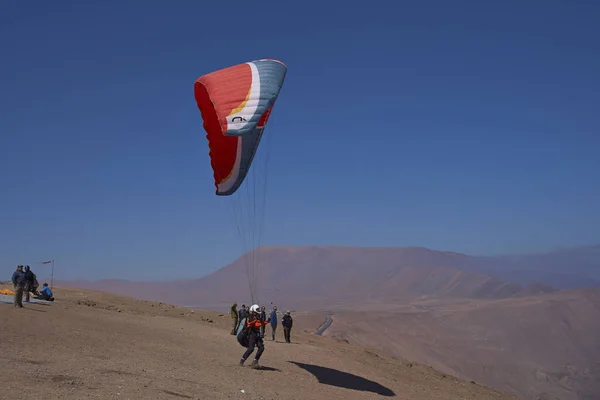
30;301;52;306
289;361;395;397
256;366;280;372
23;307;47;313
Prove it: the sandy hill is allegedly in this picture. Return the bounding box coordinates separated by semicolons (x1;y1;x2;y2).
300;287;600;400
0;285;517;400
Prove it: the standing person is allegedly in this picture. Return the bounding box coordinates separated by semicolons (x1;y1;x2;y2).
238;304;247;322
32;272;40;296
23;265;35;303
230;302;239;335
239;304;270;369
282;311;293;343
11;265;25;308
269;306;278;341
259;306;267;338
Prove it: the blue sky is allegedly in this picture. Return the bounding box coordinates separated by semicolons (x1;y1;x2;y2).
1;0;599;281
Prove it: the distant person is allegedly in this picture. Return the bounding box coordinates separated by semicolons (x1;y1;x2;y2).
11;265;25;308
259;305;267;338
230;302;238;335
32;272;40;296
23;265;35;303
34;283;54;301
239;304;270;369
239;304;247;321
282;311;293;343
269;306;278;341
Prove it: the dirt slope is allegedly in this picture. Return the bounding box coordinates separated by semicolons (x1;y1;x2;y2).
315;288;600;400
0;285;517;400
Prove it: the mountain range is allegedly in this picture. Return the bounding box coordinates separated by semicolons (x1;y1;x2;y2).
59;244;600;310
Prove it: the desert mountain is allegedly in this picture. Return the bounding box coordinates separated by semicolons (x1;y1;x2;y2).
462;244;600;289
58;245;587;310
171;246;538;310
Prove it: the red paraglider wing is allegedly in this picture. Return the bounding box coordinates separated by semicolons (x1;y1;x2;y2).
194;59;287;196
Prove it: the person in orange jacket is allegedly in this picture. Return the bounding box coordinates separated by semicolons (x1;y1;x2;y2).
239;304;271;368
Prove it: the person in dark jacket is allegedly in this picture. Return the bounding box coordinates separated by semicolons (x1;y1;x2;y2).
23;265;35;303
31;273;40;296
239;304;270;369
238;304;247;322
269;306;278;341
282;311;293;343
259;305;267;338
230;302;238;335
11;265;25;308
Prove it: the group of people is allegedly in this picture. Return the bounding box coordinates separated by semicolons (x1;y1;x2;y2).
230;302;294;369
11;264;54;307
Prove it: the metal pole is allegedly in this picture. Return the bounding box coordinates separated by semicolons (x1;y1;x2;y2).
50;259;55;290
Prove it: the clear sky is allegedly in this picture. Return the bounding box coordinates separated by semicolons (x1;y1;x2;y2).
1;0;599;281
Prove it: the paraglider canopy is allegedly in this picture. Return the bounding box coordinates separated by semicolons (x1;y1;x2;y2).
194;59;287;196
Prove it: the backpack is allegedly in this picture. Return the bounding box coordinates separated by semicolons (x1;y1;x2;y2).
236;317;250;348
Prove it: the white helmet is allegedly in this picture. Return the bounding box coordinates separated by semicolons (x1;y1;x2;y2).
249;304;260;313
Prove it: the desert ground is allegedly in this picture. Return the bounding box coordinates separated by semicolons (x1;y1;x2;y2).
307;290;600;400
0;284;518;400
